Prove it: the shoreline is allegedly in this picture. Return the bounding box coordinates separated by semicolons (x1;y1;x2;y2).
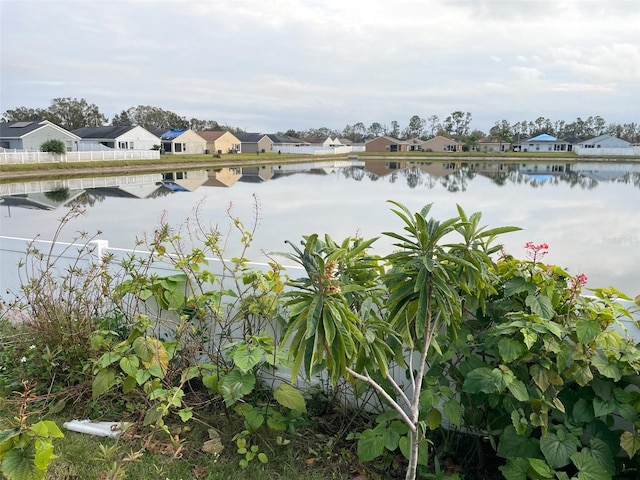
1;154;639;183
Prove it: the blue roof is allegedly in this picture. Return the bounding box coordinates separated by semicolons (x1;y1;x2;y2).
151;128;187;140
528;134;557;142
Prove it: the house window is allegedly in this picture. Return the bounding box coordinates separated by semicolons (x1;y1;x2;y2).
129;142;134;149
66;141;72;151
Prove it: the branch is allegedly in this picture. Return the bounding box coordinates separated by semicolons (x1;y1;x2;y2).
346;367;416;433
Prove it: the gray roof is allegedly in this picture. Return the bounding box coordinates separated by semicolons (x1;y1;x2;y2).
235;132;269;143
71;125;137;139
0;120;49;138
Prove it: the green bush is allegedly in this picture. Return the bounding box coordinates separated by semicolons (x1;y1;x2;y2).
40;138;66;154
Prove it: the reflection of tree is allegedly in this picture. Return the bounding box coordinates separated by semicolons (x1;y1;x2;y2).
439;170;469;192
44;188;70;202
404;167;422;189
68;191;106;208
342;166;365;181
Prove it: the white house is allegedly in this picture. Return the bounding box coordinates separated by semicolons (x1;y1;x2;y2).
576;135;630;149
0;120;81;151
516;134;573;153
71;125;161;151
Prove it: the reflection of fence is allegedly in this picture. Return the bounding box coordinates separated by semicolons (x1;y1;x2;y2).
0;149;160;165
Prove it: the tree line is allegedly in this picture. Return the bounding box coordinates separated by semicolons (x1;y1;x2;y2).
2;97;638;146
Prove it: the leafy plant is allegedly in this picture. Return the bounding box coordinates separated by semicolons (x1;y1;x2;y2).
39;139;66;154
281;202;520;480
0;383;64;480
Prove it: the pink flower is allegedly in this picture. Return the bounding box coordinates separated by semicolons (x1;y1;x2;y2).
524;241;549;261
576;273;588;286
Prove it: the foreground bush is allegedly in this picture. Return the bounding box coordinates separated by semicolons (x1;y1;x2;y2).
1;201;639;479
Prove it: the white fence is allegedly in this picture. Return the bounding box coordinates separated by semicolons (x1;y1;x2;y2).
574;146;640;156
271;145;355;155
0;149;161;165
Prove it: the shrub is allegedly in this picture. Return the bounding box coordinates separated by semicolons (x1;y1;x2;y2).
40;139;66;154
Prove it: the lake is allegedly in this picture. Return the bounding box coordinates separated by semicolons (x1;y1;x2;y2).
1;159;639;297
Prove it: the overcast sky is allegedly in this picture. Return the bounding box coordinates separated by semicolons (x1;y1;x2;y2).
1;0;639;134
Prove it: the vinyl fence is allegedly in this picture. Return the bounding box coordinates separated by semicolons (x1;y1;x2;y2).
0;149;160;165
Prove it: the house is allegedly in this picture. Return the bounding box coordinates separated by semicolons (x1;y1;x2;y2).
515;134;572;153
196;130;242;155
299;136;343;148
203;167;243;188
0;120;80;151
266;134;309;153
473;137;510;153
405;138;424;152
365;136;408;153
71;125;160;150
576;134;631;149
363;160;407;177
235;133;273;154
151;128;207;154
421;135;463;152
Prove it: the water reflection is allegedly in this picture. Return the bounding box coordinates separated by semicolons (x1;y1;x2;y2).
2;160;640;210
1;159;639;295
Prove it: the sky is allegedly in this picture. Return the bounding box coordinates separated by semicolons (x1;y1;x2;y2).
1;0;639;134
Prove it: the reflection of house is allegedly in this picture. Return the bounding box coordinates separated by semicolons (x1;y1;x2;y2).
0;190;85;210
203;167;243;188
71;125;160;150
161;170;208;191
239;165;274;182
411;161;461;177
363;160;407;176
573;161;640;182
515;134;572;153
235;133;273;154
151;128;207;154
0;120;80;151
421;135;462;152
196;130;242;155
472;137;510;153
517;163;572;183
365;136;408;152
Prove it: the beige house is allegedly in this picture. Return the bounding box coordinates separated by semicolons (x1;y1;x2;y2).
197;130;242;154
151;128;207;154
365;136;408;152
421;135;462;152
204;167;243;188
472;137;510;153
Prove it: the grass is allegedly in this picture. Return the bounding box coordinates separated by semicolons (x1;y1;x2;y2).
0;392;356;480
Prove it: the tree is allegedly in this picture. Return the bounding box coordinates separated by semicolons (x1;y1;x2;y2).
40;139;66;154
443;111;472;138
389;120;400;138
426;115;440;138
402;115;426;139
490;119;512;151
115;105;189;131
111;110;133;126
280;202;519;480
2;106;50;123
368;122;384;137
47;97;107;130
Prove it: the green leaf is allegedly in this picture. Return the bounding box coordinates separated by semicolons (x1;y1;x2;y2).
497;426;540;459
119;355;139;378
507;379;530;402
273;383;307;412
219;370;256;407
591;354;621;381
620;431;640;458
576;318;601;344
93;368;116;399
232;346;264;373
1;448;45;480
258;452;268;464
504;277;536;297
462;367;499;394
540;430;579;469
499;457;528;480
398;436;430;466
525;295;555;320
527;458;555;478
357;429;385;462
572;398;595;424
426;408;442;430
33;439;53;470
443;398;462;427
570;451;611;480
498;338;527;363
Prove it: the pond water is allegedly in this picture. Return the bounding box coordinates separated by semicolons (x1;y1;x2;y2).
1;159;639;296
